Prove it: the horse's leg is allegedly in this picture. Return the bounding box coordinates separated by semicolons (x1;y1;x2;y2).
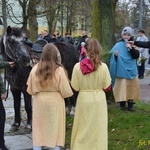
69;92;78;117
23;91;32;129
64;98;69;114
69;95;76;116
10;88;21;131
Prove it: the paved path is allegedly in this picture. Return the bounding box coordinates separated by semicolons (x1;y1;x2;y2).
139;61;150;102
139;75;150;102
3;72;150;150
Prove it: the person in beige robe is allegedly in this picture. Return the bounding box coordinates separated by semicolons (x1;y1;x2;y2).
27;43;73;150
70;38;111;150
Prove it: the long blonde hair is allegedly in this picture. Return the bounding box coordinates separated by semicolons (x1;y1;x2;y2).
84;38;102;71
35;43;62;87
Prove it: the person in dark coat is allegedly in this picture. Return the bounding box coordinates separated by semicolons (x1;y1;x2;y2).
64;32;74;45
73;38;79;53
56;33;64;42
129;40;150;49
77;30;88;53
129;40;150;66
43;30;51;43
0;61;14;150
50;34;57;43
129;40;150;84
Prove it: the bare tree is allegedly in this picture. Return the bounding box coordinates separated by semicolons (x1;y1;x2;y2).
18;0;29;32
1;0;29;32
27;0;38;42
1;0;8;32
115;1;130;40
37;0;60;34
129;0;150;35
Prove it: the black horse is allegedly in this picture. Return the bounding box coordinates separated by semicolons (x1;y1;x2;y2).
1;26;79;131
1;26;32;131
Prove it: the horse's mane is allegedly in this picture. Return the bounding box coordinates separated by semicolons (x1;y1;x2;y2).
9;27;22;37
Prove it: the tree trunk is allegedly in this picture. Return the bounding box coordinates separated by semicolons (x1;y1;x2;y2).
92;0;117;52
60;0;64;35
18;0;29;32
27;0;38;42
2;0;7;32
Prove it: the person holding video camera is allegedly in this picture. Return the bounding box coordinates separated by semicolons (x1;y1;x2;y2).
129;40;150;49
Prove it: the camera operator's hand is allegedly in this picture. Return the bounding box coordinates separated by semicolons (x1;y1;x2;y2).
128;41;134;46
126;43;132;49
1;92;7;100
9;62;15;68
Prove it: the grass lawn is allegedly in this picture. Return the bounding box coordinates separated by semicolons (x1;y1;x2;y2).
65;101;150;150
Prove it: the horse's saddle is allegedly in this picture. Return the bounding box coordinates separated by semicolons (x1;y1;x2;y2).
30;39;48;67
31;39;48;53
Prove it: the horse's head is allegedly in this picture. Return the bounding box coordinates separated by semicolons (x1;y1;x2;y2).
2;26;31;66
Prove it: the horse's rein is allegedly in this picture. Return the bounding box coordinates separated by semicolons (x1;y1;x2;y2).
5;38;19;62
24;45;40;67
2;47;10;101
4;38;22;101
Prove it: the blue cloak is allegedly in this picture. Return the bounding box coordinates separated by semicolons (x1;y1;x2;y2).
109;41;138;86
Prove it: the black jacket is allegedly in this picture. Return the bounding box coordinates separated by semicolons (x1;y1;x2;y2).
43;35;51;43
64;37;74;45
50;38;57;43
57;36;64;42
134;41;150;49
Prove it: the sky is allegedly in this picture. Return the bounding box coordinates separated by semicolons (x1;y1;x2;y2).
119;0;129;3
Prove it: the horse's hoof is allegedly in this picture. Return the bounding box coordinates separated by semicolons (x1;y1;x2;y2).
70;106;75;117
70;112;75;117
10;122;20;132
25;124;32;130
65;107;70;114
23;124;32;134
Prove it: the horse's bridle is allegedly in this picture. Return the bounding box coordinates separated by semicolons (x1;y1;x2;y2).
5;37;39;66
5;37;20;63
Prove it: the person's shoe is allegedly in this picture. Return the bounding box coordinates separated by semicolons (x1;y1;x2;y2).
10;122;20;132
128;100;135;111
138;76;144;79
0;145;9;150
119;101;126;110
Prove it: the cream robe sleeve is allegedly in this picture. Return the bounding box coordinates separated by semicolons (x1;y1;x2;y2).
58;67;73;98
71;63;79;91
102;63;111;89
26;65;37;95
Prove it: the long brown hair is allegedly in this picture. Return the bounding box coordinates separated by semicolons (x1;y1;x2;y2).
84;38;102;71
35;43;62;87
